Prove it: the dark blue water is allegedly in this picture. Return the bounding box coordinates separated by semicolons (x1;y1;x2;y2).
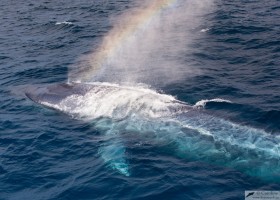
1;0;280;199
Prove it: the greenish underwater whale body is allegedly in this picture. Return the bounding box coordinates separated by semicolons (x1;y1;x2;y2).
25;82;280;182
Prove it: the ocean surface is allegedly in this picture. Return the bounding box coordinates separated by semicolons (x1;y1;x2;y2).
0;0;280;199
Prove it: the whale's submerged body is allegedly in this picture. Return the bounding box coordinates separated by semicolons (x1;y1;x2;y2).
26;82;280;181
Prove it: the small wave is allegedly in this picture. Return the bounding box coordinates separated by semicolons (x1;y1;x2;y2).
55;21;73;25
200;28;210;32
194;98;232;109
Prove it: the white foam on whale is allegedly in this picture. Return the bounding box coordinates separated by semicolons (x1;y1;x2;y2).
39;82;188;120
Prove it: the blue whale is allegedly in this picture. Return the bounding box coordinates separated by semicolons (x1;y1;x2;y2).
26;82;280;182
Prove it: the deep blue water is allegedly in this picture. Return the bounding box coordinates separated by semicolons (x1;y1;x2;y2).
1;0;280;200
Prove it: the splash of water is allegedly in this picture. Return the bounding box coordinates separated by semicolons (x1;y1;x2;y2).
194;98;233;109
69;0;215;86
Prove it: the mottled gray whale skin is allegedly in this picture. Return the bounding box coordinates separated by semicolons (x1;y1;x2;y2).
25;82;280;182
25;83;93;106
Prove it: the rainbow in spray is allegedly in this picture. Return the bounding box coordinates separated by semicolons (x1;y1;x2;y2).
70;0;178;82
